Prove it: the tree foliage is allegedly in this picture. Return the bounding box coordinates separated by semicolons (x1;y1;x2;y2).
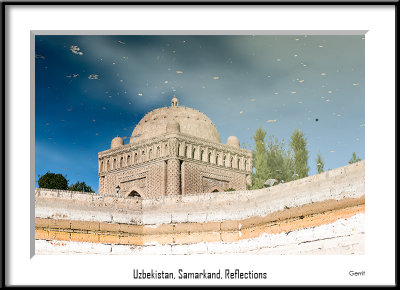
348;152;361;164
251;127;295;189
68;181;95;193
38;172;95;192
290;129;310;179
251;127;270;189
265;136;294;183
38;172;68;190
316;153;325;174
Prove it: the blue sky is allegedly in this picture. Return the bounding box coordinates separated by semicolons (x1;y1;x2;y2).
35;35;365;192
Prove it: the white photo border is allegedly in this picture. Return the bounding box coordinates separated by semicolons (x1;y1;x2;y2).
6;4;396;286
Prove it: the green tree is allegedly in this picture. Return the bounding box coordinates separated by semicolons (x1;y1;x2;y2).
290;129;310;179
68;181;94;193
251;127;271;189
316;153;325;174
38;172;68;190
348;152;361;164
265;136;294;183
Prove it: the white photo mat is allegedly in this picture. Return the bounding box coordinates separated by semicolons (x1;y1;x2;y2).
6;5;396;286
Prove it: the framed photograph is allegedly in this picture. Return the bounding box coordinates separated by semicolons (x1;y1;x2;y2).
4;3;396;286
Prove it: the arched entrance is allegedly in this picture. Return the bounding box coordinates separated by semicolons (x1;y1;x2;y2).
125;187;144;198
208;186;223;193
128;190;141;197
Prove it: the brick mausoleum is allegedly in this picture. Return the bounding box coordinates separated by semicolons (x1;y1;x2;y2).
98;96;252;197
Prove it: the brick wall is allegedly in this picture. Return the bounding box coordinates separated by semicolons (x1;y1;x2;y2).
181;160;247;194
35;161;365;255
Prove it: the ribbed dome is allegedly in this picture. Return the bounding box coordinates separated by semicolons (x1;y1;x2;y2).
226;136;240;148
111;136;124;149
130;106;221;144
166;119;180;133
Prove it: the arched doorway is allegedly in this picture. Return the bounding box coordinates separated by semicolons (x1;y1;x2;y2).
128;190;141;198
126;187;144;198
209;186;223;193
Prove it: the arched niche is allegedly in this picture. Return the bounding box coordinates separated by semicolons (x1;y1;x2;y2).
209;186;223;193
126;187;144;198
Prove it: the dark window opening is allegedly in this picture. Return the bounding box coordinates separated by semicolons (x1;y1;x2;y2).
128;190;141;198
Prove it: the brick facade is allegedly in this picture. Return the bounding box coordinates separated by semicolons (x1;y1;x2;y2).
98;98;252;198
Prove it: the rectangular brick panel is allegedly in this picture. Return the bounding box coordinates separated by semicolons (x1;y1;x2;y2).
220;231;240;243
119;224;142;235
99;222;121;233
142;224;175;235
70;232;99;243
70;220;100;231
52;231;71;241
142;234;174;245
220;220;241;231
35;229;49;240
99;234;120;244
119;235;143;246
35;218;50;228
174;231;221;245
50;219;71;230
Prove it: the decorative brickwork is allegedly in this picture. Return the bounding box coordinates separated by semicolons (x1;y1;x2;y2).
167;159;181;195
98;97;252;197
181;161;247;194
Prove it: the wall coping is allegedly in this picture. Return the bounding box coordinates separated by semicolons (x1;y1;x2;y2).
36;160;364;202
35;160;364;225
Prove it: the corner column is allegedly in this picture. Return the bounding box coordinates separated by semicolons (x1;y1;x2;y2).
167;158;181;195
166;138;181;195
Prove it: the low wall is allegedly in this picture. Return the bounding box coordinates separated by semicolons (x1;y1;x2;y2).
35;161;365;254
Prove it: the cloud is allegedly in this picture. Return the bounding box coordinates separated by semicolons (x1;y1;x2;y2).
35;54;45;59
88;74;99;80
70;45;83;55
267;119;277;123
66;73;79;78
